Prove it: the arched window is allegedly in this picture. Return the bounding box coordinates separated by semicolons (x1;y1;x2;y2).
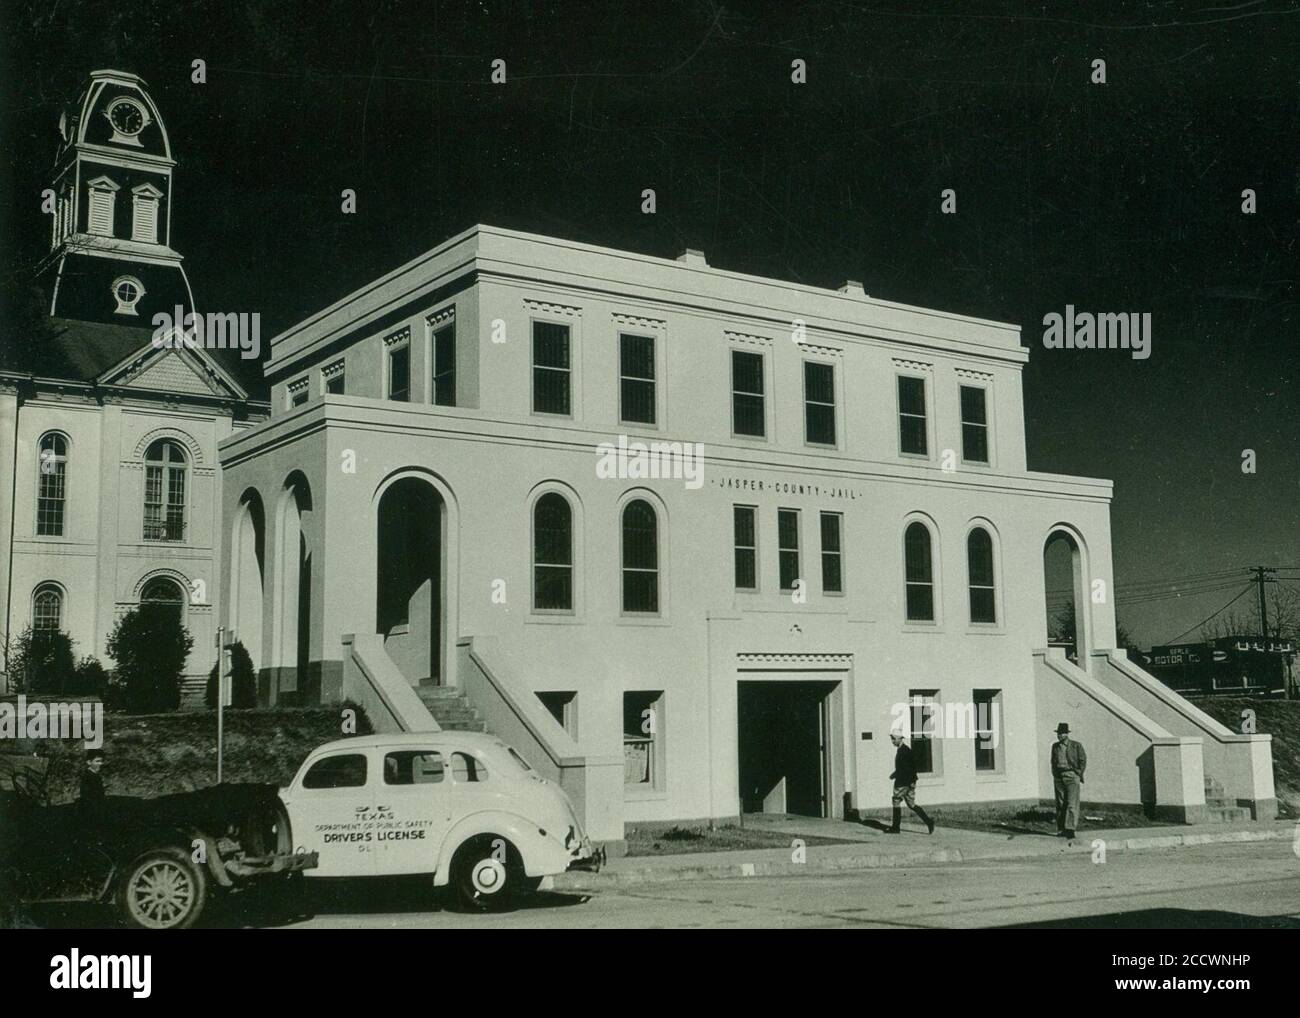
32;584;63;632
967;527;997;624
141;577;186;626
621;500;659;614
533;493;573;611
904;522;935;622
144;439;187;541
36;433;68;536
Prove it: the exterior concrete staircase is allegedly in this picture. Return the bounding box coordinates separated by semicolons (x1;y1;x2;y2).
416;683;486;732
1202;775;1251;824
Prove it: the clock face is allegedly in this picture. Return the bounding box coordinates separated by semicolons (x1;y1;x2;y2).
108;99;145;136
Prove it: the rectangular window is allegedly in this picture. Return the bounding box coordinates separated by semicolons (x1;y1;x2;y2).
537;691;578;739
388;343;410;402
37;463;66;537
803;361;837;445
778;508;800;592
820;512;843;594
288;380;308;408
383;751;445;785
909;690;940;776
88;187;114;236
973;689;1002;772
623;691;663;789
619;333;656;425
324;367;345;395
733;505;757;591
960;385;989;463
131;196;158;244
731;350;766;437
144;464;185;541
532;321;571;415
432;322;456;406
898;375;928;455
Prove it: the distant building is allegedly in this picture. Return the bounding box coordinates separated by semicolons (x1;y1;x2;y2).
1137;637;1297;697
0;70;267;702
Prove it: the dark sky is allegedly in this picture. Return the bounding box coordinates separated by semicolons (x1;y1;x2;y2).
2;0;1297;645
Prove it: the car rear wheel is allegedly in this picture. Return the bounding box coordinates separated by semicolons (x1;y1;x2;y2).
450;836;519;913
118;847;208;930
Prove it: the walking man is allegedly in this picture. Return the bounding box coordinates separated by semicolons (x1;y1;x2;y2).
1051;722;1086;839
886;732;935;834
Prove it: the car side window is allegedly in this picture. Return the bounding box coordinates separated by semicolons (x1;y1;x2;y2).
450;752;489;783
302;753;368;789
384;751;445;785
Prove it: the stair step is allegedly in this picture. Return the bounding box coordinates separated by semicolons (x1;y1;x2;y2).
435;720;487;732
417;686;469;699
1204;797;1235;808
1203;806;1251;823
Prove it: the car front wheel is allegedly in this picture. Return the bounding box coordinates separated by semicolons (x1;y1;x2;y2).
450;836;519;913
118;847;208;930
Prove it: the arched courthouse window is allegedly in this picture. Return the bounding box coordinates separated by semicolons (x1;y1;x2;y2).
904;522;935;622
967;527;997;624
36;433;68;536
533;493;573;611
144;439;187;541
621;500;659;614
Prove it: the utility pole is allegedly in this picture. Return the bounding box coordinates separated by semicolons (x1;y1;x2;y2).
1251;566;1277;637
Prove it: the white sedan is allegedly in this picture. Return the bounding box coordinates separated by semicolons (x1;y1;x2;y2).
280;732;602;910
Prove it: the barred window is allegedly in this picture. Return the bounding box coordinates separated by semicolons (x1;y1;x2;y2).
36;433;68;536
967;527;997;624
533;493;573;611
432;322;456;407
619;334;656;425
733;505;757;591
621;499;659;613
388;344;410;402
778;508;801;592
731;350;765;437
898;376;928;455
960;385;989;463
532;321;571;415
804;362;836;445
32;584;62;632
144;439;187;542
820;512;843;594
904;522;935;621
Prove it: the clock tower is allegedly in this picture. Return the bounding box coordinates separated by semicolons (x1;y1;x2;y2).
38;69;194;327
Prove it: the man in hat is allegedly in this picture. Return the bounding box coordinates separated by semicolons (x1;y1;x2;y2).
886;732;935;834
1051;722;1086;839
78;748;106;818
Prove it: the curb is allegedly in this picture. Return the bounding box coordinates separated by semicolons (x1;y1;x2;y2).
552;827;1294;890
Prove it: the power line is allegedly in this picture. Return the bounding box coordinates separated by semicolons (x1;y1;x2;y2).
1162;586;1254;645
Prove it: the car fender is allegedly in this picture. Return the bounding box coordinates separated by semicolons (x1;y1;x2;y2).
431;811;540;887
112;825;227;891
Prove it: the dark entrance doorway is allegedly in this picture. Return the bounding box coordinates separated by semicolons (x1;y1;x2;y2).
737;681;836;817
376;477;443;684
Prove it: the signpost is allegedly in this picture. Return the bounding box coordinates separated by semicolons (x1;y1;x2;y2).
215;626;231;783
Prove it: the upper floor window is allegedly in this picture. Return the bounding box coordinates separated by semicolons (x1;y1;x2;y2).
533;493;574;612
731;350;766;437
904;521;935;621
960;385;989;464
820;512;843;594
86;176;119;236
131;183;162;244
532;321;571;415
803;361;837;446
143;439;187;542
323;360;346;394
733;505;757;591
432;320;456;407
619;334;656;425
967;527;997;624
898;376;928;456
36;432;68;536
288;379;309;408
111;275;145;316
621;499;659;614
778;508;801;592
32;583;63;633
386;330;411;402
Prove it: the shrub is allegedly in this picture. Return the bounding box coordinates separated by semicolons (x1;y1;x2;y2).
67;656;110;698
205;640;258;709
105;605;193;714
7;626;76;695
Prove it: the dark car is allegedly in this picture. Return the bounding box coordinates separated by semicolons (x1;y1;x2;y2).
0;770;317;929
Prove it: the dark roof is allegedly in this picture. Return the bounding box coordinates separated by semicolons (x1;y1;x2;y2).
0;316;267;398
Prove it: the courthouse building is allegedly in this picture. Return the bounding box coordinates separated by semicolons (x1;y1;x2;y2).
218;225;1275;843
0;70;266;700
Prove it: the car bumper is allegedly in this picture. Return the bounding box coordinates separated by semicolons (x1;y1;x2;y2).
566;838;604;873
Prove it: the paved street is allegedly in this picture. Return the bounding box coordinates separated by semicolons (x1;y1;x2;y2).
269;840;1300;930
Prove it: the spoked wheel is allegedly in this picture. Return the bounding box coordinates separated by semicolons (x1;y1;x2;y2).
119;847;208;930
450;836;519;913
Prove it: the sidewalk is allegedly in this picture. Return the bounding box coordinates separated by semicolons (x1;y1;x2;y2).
554;817;1296;890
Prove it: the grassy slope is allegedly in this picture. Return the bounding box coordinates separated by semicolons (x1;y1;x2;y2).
32;708;371;805
1188;696;1300;814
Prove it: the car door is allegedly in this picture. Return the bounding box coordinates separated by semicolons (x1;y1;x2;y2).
372;748;450;875
284;750;377;878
